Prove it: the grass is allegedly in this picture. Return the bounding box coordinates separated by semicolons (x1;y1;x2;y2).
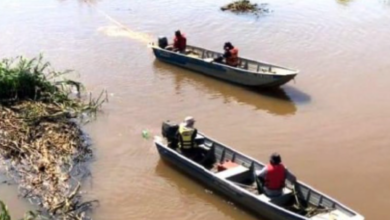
0;201;37;220
0;55;105;219
0;55;69;102
0;54;107;122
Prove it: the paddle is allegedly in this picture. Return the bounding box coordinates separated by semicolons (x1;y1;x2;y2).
231;181;252;188
292;184;304;212
252;169;264;194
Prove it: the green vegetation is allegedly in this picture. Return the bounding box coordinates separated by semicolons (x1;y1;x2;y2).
0;201;37;220
221;0;269;14
0;55;106;219
0;201;11;220
0;55;106;116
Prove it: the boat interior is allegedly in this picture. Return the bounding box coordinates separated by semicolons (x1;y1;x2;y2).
162;125;356;220
161;44;297;76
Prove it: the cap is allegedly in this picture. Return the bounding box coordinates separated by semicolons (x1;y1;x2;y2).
184;116;195;126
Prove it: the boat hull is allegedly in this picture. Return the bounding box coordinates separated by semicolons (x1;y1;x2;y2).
152;47;296;88
155;142;306;220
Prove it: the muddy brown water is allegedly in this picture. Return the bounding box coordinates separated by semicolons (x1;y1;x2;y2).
1;0;390;219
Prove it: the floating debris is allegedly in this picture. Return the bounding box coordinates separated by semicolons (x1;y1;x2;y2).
0;55;107;220
221;0;269;15
142;130;150;140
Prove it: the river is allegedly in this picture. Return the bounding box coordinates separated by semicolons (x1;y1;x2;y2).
1;0;390;219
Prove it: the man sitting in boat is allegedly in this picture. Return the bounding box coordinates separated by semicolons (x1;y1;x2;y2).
177;116;199;158
214;42;239;67
166;30;187;53
257;153;297;197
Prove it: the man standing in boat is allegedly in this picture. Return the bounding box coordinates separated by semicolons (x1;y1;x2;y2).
257;153;297;197
177;116;198;157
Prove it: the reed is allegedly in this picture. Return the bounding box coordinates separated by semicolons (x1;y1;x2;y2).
0;55;105;220
0;201;10;220
0;200;37;220
0;55;107;116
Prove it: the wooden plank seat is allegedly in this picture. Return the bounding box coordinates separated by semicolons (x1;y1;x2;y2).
215;165;249;179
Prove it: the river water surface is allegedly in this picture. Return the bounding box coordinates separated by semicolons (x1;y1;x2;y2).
1;0;390;219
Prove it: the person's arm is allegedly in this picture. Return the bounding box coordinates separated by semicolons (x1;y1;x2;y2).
172;37;179;50
223;50;231;58
191;129;198;147
175;125;182;143
285;168;297;184
257;167;268;185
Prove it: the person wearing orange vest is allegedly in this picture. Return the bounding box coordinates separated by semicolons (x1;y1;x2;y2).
257;153;297;197
223;42;239;67
177;116;198;157
173;30;187;53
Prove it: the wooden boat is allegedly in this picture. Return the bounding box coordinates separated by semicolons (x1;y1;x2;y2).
154;122;364;220
150;37;299;88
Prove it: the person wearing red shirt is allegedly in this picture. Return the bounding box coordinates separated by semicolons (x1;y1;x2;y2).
257;153;297;197
173;30;187;53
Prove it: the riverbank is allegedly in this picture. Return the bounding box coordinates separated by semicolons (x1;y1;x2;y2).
0;55;106;219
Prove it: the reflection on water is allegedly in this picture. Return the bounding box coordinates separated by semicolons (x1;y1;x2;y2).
271;86;312;105
154;160;258;220
153;60;298;116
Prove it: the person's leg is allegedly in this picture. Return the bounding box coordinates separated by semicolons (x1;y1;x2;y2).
165;45;173;50
181;148;192;158
213;56;223;63
168;139;178;150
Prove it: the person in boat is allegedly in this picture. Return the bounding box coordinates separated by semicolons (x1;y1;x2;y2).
177;116;199;157
257;153;297;197
214;42;239;67
166;30;187;53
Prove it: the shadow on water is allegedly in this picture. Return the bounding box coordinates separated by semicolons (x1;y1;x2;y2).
249;86;312;105
153;60;312;116
154;160;258;220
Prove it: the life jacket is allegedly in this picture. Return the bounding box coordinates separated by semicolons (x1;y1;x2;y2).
226;47;239;67
173;34;187;52
265;163;286;190
178;124;195;149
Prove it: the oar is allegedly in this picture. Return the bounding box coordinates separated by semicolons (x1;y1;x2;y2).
292;184;303;210
230;181;252;188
